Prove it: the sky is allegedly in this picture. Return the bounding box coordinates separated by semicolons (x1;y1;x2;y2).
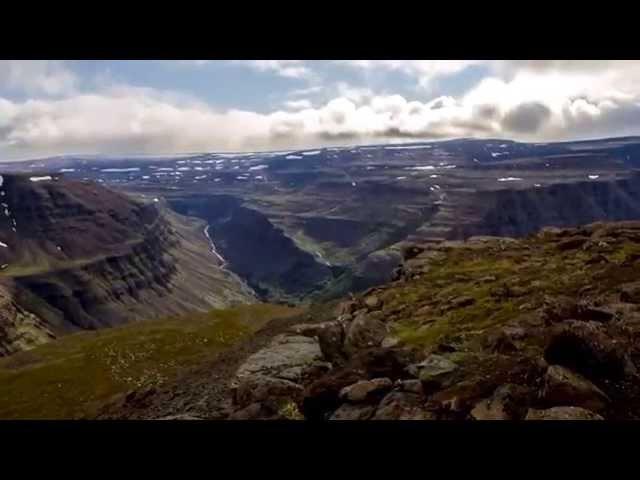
1;60;640;160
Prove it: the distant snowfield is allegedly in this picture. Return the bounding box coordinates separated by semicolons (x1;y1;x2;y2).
384;145;432;150
286;155;303;160
301;150;321;156
408;165;436;171
100;168;140;173
497;177;523;182
248;164;268;171
588;175;600;180
59;168;76;172
30;176;53;182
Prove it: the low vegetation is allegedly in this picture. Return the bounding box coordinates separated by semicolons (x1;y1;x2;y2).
0;303;298;419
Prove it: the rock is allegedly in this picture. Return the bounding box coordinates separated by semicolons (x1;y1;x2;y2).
352;347;420;379
229;402;273;420
408;354;459;392
344;313;388;354
544;320;636;381
235;375;304;410
302;369;365;420
395;379;424;394
236;334;323;383
541;365;610;412
329;403;377;420
315;321;347;364
364;295;383;311
525;406;604;420
541;296;615;324
158;414;203;420
339;378;393;403
557;236;589;251
372;392;435;420
478;275;497;283
336;299;360;317
620;282;640;304
381;336;400;349
484;330;519;354
449;296;476;309
289;322;337;338
470;384;533;421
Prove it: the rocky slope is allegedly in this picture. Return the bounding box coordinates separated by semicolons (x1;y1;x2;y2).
97;220;640;420
0;174;254;354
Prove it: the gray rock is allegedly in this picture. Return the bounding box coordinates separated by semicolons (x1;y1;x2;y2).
407;354;458;380
236;334;323;383
235;375;303;410
364;295;383;311
395;379;424;395
541;365;610;412
344;313;388;354
381;336;400;349
545;320;637;381
329;403;376;420
339;378;393;403
316;321;346;363
525;406;604;420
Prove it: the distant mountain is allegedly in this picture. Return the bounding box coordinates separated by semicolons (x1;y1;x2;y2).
5;136;640;302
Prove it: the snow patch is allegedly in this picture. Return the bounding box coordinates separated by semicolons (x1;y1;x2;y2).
30;176;53;182
249;164;268;171
497;177;523;182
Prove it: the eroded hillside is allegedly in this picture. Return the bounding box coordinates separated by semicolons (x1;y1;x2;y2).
0;175;255;354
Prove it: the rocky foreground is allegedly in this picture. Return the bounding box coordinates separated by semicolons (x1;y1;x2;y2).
104;221;640;420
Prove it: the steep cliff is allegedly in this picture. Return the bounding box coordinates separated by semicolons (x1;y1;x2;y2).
0;175;254;354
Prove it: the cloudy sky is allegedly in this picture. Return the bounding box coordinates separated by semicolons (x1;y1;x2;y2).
1;60;640;160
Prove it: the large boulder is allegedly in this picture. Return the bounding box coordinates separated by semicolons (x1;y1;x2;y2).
339;378;393;403
407;354;459;392
302;369;365;421
236;334;324;383
541;365;610;412
235;375;304;411
525;406;604;420
344;313;388;354
316;321;347;364
544;321;636;381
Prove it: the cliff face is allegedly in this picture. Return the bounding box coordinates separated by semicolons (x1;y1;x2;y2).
0;175;255;354
456;176;640;239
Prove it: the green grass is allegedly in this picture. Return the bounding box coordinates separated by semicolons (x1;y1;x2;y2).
0;303;299;419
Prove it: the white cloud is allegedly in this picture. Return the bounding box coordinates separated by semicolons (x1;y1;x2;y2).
4;60;640;160
283;99;313;110
240;60;312;79
336;60;481;88
0;60;77;96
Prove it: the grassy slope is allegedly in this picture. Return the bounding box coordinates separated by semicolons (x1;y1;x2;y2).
0;303;299;419
385;231;640;350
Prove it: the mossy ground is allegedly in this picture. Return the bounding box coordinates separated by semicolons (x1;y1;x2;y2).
385;233;636;350
0;303;299;419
